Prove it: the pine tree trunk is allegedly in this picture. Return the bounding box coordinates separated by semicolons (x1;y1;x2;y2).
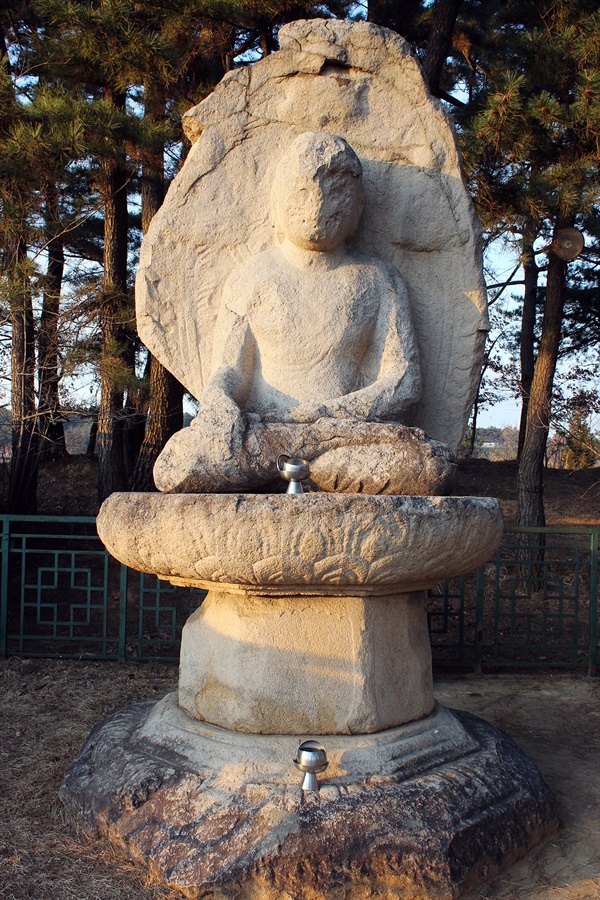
517;233;539;459
1;27;37;512
469;389;480;456
37;180;67;462
140;80;166;235
7;234;38;513
516;220;572;534
421;0;462;96
131;80;184;492
131;356;183;490
97;88;131;502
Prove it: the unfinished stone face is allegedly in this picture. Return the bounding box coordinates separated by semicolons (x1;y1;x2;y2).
272;130;364;252
137;18;488;476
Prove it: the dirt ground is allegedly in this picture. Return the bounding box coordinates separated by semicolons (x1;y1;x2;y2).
0;659;598;900
31;455;600;526
453;459;600;527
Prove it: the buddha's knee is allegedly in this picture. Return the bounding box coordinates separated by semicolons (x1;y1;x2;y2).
308;441;456;496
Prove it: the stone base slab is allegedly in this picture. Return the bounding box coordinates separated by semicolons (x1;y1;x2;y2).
60;696;558;899
137;693;479;783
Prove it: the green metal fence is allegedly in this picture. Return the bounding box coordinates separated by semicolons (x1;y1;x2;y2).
428;526;599;675
0;515;598;674
0;515;204;662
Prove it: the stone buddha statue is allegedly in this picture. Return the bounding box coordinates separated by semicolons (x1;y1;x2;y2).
154;132;455;495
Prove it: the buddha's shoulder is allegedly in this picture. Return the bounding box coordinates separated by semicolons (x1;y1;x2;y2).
225;248;281;283
342;253;406;287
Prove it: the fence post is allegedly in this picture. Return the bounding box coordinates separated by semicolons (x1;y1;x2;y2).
474;562;486;676
589;530;598;677
0;517;8;658
118;564;128;661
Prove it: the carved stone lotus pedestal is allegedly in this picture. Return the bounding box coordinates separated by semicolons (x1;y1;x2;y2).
97;493;503;736
60;492;559;899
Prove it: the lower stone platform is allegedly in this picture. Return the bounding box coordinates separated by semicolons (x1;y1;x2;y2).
60;694;558;900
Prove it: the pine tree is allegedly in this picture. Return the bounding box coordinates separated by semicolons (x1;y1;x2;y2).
0;5;39;512
455;0;600;529
36;0;166;499
561;407;599;469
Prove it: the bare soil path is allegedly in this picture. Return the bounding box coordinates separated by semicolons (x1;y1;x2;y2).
437;674;600;900
0;660;597;899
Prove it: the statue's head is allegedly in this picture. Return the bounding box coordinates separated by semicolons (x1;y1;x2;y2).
272;132;363;251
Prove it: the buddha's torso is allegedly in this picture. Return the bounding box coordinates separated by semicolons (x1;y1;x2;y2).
223;249;391;412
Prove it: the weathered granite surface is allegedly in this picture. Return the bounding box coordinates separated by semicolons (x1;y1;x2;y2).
65;20;551;897
97;493;504;595
151;128;449;495
60;697;558;899
137;19;488;466
98;493;503;735
178;590;434;734
153;419;457;495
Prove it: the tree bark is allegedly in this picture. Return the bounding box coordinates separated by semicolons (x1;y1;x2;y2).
37;180;67;462
7;234;38;513
516;218;573;531
1;24;38;511
469;383;480;456
140;80;165;234
130;356;183;490
421;0;462;96
131;79;184;491
97;87;132;502
517;232;539;459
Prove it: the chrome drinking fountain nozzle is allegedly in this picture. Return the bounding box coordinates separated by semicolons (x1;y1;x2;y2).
277;455;310;494
294;740;328;791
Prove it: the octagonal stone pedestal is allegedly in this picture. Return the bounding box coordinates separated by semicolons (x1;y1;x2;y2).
60;693;558;900
97;493;503;734
60;492;559;899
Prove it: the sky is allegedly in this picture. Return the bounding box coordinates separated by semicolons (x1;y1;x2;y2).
477;397;520;429
475;240;524;430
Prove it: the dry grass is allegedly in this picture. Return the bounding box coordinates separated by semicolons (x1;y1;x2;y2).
0;657;182;900
1;660;598;899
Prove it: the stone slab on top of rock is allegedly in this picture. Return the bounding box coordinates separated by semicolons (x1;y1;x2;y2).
60;699;558;900
97;492;503;595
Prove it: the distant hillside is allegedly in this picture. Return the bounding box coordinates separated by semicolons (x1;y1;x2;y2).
472;426;519;461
